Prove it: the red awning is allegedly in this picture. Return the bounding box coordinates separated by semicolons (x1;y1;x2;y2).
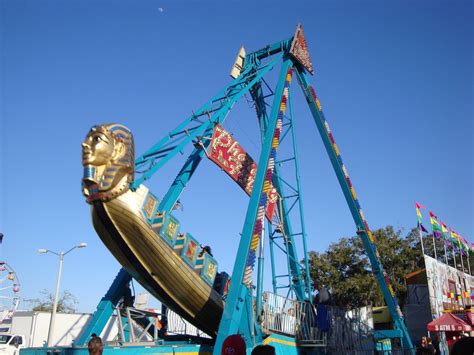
427;312;472;332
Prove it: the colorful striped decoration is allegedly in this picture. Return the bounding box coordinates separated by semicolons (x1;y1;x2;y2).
243;68;293;287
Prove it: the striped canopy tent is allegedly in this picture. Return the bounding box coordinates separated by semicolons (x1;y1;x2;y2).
427;313;472;332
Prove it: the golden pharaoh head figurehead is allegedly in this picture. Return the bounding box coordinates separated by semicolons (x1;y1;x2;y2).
82;123;134;202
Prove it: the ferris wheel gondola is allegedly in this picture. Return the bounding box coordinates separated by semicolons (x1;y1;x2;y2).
0;262;20;322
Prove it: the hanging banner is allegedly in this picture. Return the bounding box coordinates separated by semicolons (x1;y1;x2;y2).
208;124;279;221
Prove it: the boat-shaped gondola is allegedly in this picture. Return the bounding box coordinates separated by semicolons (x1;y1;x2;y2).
82;124;225;337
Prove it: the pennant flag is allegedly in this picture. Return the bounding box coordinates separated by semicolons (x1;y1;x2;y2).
429;212;441;231
433;231;443;239
415;202;424;224
450;228;462;252
415;202;425;209
420;224;428;233
440;221;449;241
471;242;474;252
0;233;3;244
416;209;422;224
462;237;470;255
450;228;458;243
456;232;465;252
441;222;448;233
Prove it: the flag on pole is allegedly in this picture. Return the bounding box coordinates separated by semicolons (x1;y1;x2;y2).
457;234;464;251
429;211;441;231
0;233;3;244
415;202;425;224
415;202;425;209
441;222;448;234
440;221;450;242
461;237;470;255
420;224;428;233
450;228;459;249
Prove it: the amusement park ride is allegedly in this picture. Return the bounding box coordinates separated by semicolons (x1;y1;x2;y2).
28;25;415;354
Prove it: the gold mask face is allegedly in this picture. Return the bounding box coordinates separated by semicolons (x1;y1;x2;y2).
82;124;134;202
82;129;116;166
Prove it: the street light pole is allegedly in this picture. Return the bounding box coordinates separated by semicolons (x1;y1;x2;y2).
38;243;87;347
48;252;63;348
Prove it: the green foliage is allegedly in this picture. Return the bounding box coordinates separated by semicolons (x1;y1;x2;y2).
308;226;425;309
25;289;78;313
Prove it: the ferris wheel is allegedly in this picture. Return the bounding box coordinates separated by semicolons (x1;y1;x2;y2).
0;262;20;322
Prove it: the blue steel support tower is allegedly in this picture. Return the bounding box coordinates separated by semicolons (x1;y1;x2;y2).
84;25;413;354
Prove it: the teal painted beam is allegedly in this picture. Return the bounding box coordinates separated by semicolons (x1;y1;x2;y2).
295;67;414;352
76;269;132;346
246;38;292;63
251;80;306;302
213;59;292;355
286;88;312;296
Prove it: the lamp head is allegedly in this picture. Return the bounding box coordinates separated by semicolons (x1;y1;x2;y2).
37;249;48;254
77;243;87;249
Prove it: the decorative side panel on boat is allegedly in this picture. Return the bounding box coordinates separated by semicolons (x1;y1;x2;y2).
159;214;180;246
208;124;279;220
142;193;159;221
182;233;199;267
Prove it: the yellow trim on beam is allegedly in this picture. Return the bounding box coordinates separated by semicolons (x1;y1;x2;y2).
263;337;296;347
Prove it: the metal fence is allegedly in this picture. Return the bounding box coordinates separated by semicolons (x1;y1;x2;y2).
261;292;413;354
166;308;210;338
326;306;374;353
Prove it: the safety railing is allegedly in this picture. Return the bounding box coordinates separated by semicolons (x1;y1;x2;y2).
261;292;298;336
166;309;211;338
261;292;402;352
115;307;160;344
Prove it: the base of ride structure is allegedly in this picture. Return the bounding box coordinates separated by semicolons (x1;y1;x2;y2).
21;334;298;355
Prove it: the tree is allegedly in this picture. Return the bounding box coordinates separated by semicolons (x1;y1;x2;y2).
308;226;424;309
26;289;78;313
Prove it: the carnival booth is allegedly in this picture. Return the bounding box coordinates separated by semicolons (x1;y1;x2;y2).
427;312;472;349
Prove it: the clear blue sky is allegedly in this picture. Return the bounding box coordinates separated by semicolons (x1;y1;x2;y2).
1;0;472;313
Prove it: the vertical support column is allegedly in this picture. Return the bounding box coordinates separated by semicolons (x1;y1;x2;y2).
251;81;307;302
268;221;278;295
213;60;293;354
287;89;312;296
295;68;414;351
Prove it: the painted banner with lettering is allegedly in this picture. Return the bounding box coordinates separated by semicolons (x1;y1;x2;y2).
208;124;278;221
